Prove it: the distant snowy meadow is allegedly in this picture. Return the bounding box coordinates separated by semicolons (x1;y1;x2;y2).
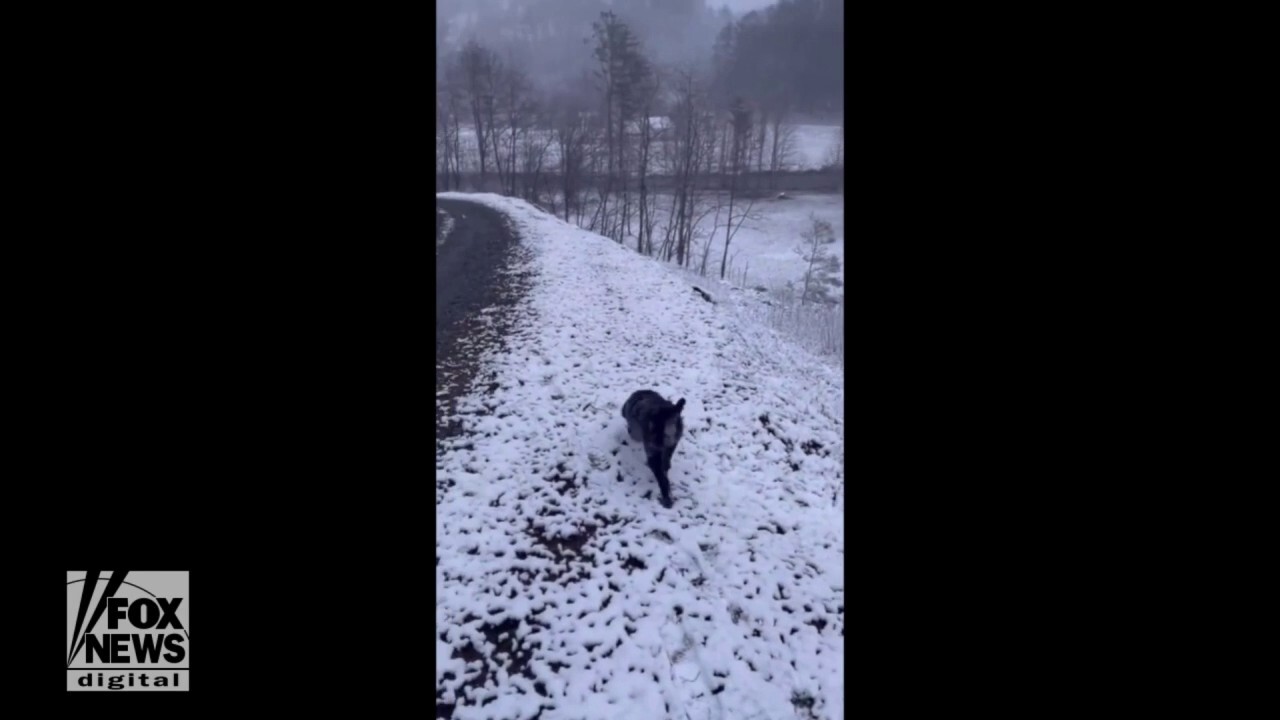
440;123;843;176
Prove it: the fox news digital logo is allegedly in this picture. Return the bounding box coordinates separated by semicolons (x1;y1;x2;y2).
67;571;189;692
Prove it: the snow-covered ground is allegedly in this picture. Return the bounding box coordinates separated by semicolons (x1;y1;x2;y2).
686;192;844;296
551;191;844;300
787;125;842;171
442;124;842;175
437;208;456;250
436;193;844;720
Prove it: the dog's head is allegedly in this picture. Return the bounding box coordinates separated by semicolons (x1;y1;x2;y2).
658;398;685;449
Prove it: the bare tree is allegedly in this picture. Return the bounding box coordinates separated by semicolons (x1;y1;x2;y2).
768;114;797;186
701;189;758;278
719;97;752;279
635;70;662;254
483;56;510;194
697;194;725;276
521;105;555;204
796;212;842;306
436;87;452;191
660;68;719;268
755;106;768;173
458;40;501;186
497;61;533;197
553;95;588;223
591;10;652;244
591;12;623;240
583;113;608;232
437;56;470;191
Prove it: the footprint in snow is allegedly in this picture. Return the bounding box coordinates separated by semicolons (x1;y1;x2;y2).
647;529;674;544
658;619;725;720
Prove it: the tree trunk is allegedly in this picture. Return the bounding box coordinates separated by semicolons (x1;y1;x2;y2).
637;117;648;254
472;103;488;184
755;110;767;173
561;134;573;222
720;183;735;280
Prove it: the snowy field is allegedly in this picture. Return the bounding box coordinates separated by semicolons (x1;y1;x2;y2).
548;191;844;302
684;192;844;296
436;193;845;720
442;124;842;174
786;125;842;170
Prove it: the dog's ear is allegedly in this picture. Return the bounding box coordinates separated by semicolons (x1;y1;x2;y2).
674;398;685;413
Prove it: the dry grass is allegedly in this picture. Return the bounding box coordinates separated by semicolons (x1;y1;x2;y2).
755;300;844;365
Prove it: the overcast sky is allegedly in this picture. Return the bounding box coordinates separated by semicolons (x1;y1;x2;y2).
716;0;777;11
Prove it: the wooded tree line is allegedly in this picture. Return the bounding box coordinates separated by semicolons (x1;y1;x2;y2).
436;0;730;95
712;0;843;119
436;0;843;281
437;0;842;118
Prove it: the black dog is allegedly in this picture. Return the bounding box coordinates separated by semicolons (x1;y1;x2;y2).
621;390;686;508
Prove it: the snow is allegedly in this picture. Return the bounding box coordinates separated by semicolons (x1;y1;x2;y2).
654;192;844;297
514;190;844;302
437;208;456;250
786;125;842;171
436;192;844;720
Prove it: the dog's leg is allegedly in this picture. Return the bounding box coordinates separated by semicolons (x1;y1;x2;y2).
647;450;674;508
